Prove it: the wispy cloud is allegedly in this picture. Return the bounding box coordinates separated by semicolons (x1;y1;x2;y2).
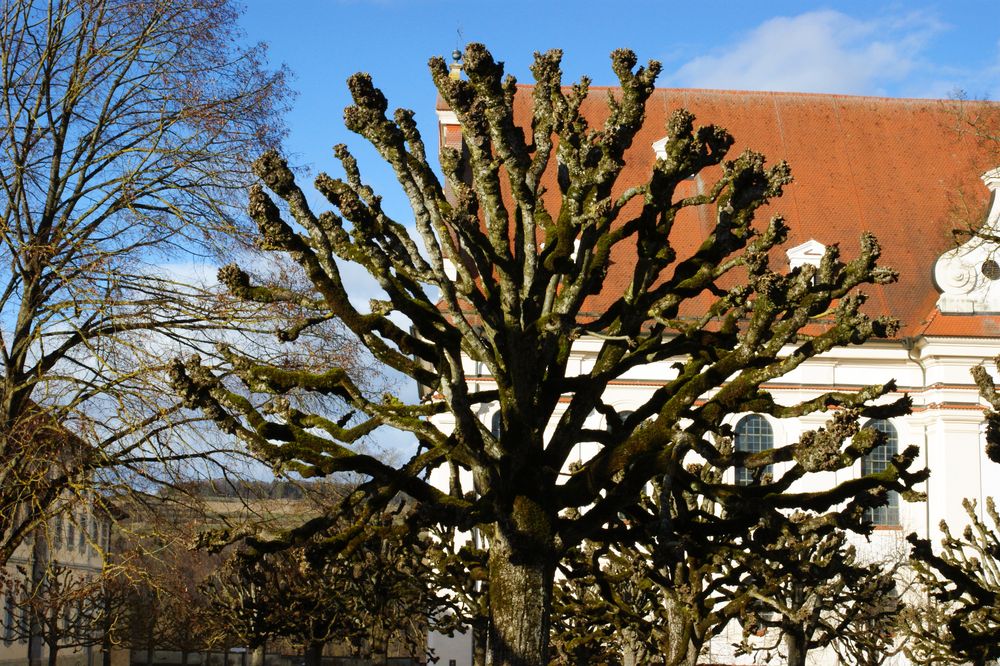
668;10;947;96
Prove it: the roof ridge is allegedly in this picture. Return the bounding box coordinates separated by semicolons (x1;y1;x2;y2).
512;82;998;105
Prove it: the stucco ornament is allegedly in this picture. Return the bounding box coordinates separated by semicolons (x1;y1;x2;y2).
935;168;1000;313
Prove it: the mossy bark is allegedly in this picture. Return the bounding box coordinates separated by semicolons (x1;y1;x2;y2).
661;596;700;666
486;528;554;666
620;629;647;666
249;645;265;666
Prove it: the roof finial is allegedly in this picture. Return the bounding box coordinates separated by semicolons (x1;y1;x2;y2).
450;28;463;80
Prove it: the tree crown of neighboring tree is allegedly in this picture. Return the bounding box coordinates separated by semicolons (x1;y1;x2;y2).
0;0;290;564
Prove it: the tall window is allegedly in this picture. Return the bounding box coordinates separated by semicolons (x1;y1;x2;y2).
3;594;13;644
735;415;773;485
54;514;63;550
78;512;86;551
861;419;899;526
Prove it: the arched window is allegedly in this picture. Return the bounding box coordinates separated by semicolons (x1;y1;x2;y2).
861;419;899;526
735;415;773;485
491;411;502;439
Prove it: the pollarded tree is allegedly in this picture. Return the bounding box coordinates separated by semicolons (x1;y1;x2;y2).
0;0;289;565
549;537;622;665
315;517;440;665
201;517;442;666
201;552;285;666
172;44;925;666
974;358;1000;465
552;456;753;666
906;497;1000;666
736;512;902;666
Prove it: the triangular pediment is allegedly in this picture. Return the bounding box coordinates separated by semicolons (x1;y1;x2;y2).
786;239;826;269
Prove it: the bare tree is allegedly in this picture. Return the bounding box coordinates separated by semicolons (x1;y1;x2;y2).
173;44;925;666
902;358;1000;664
0;0;290;564
940;93;1000;244
4;560;124;666
112;525;220;666
201;508;445;666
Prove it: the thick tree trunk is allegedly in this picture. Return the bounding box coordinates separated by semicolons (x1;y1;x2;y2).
660;597;698;666
621;627;646;666
304;641;324;666
249;644;265;666
370;630;388;666
485;528;554;666
785;628;808;666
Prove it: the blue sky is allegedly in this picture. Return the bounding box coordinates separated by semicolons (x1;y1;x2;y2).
242;1;1000;177
237;1;1000;454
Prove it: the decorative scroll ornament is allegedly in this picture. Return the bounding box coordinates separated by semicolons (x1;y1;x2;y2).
934;168;1000;313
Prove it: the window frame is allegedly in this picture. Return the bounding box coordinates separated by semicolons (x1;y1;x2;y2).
861;418;900;527
734;414;774;486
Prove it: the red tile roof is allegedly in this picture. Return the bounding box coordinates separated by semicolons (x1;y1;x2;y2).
442;88;1000;338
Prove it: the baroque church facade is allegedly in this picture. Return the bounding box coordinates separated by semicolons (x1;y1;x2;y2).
429;87;1000;665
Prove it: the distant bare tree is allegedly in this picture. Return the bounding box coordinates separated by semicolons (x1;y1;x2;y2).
4;560;123;666
202;509;444;666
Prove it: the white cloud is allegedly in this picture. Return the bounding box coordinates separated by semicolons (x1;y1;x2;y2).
669;10;946;96
152;260;220;288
